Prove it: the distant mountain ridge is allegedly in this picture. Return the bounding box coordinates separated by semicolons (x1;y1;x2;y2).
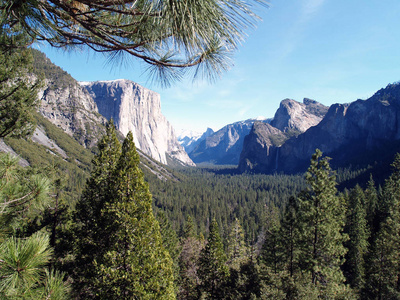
188;97;328;166
239;83;400;174
178;128;215;154
238;98;329;172
188;118;269;165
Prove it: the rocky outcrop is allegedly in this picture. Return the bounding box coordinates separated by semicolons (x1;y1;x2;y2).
32;49;107;149
38;80;107;149
239;98;328;173
81;80;194;166
189;119;268;165
32;50;193;167
240;83;400;174
238;122;286;173
270;98;328;133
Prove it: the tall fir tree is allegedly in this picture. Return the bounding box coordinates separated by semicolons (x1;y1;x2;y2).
72;121;122;298
226;218;249;271
297;149;349;298
259;204;282;275
364;175;378;235
94;132;175;299
280;196;301;278
198;218;229;299
343;185;369;293
364;154;400;299
72;127;175;299
177;216;203;300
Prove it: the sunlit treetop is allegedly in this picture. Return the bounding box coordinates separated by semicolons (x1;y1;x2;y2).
1;0;268;86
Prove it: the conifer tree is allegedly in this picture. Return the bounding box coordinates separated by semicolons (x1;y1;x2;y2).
343;185;369;293
260;204;282;275
364;175;378;235
72;121;122;297
0;153;69;299
0;233;69;299
93;132;175;299
178;216;203;300
73;128;175;299
0;46;42;138
198;218;229;299
280;196;301;278
226;218;249;271
364;154;400;299
297;149;349;297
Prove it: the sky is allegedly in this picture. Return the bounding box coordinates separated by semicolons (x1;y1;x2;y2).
36;0;400;134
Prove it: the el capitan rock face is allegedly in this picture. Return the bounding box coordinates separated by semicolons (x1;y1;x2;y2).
33;50;193;166
240;83;400;174
81;80;194;166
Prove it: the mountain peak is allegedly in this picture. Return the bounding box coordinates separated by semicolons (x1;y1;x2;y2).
270;98;328;133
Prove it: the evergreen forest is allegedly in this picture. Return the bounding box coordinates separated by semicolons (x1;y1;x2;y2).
2;0;400;299
3;114;400;299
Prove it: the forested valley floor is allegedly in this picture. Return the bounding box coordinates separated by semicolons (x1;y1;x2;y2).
3;120;400;299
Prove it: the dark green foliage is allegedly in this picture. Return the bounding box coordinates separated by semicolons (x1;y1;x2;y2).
364;154;400;299
0;47;42;138
0;233;69;299
259;204;282;275
150;169;305;242
226;218;249;271
30;49;75;89
296;149;349;297
280;196;301;278
0;152;70;298
72;126;175;299
343;185;369;292
198;218;229;299
157;211;181;293
177;216;204;300
71;122;122;298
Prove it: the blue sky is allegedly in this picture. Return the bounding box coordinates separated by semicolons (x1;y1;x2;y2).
37;0;400;133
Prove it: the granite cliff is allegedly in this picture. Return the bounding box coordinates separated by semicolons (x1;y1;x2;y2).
33;50;107;149
239;98;328;172
239;83;400;174
81;80;194;166
32;50;193;167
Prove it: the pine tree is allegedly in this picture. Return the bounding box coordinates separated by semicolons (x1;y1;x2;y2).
0;233;69;299
72;128;175;299
364;154;400;299
94;132;175;299
0;47;42;138
280;196;301;278
157;211;181;293
0;153;69;299
226;218;249;271
198;218;229;299
260;204;282;275
178;216;203;300
364;175;378;235
297;149;349;297
72;121;122;297
343;185;369;293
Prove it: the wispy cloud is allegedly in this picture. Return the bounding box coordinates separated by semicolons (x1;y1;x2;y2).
302;0;326;21
277;0;326;59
